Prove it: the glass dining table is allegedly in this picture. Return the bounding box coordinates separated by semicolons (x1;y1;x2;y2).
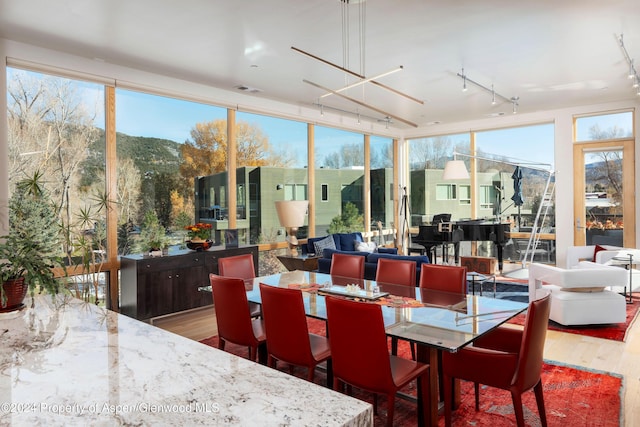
243;270;529;427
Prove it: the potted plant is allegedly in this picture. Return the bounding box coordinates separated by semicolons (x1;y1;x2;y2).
184;222;213;251
0;171;66;311
138;210;169;256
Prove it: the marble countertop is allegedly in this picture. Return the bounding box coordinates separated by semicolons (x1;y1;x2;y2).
0;295;372;426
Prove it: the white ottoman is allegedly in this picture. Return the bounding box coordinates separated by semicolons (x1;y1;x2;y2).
529;263;628;326
544;284;626;326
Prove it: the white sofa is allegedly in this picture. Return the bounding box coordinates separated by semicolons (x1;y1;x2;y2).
528;262;627;326
566;245;640;293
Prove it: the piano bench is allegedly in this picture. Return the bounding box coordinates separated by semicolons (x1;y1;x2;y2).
408;245;427;255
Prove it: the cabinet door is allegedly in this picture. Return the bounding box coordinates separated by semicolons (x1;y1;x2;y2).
173;265;211;312
139;267;175;318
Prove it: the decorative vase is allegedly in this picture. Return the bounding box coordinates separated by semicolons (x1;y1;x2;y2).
1;277;28;313
186;239;213;251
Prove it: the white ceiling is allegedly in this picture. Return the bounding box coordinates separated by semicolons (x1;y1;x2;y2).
1;0;640;131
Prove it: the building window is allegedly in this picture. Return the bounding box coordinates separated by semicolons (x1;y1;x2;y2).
284;184;307;201
459;185;471;205
479;185;495;209
321;184;329;201
436;184;457;200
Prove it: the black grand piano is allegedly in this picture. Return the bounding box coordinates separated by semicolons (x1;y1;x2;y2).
413;219;511;272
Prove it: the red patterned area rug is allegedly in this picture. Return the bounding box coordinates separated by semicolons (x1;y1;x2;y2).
199;319;623;426
508;293;640;342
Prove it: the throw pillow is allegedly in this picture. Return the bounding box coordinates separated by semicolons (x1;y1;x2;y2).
313;236;336;256
592;244;608;262
355;241;377;253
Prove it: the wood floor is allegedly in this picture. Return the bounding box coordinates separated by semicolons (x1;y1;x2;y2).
153;286;640;426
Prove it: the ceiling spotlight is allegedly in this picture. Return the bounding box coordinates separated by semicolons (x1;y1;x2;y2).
629;60;635;79
357;113;361;125
320;104;324;116
511;97;519;114
491;84;497;105
461;68;468;92
633;77;639;88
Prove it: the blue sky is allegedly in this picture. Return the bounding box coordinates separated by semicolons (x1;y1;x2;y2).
99;83;632;171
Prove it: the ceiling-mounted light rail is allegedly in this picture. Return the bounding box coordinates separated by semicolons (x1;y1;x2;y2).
617;34;640;96
457;69;520;112
303;79;418;127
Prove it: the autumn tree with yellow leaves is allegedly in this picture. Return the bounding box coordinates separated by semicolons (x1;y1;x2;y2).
179;119;292;180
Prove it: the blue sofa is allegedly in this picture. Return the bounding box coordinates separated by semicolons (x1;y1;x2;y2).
316;247;430;285
302;232;369;255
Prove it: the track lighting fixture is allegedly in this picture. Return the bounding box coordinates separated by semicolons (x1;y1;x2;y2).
457;68;519;112
618;34;640;96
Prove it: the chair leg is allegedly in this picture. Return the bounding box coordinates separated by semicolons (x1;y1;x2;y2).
219;338;226;351
416;369;431;427
325;359;333;389
437;351;445;402
474;382;480;410
386;393;395;427
443;374;454;427
511;391;525;427
391;337;398;355
534;380;548;427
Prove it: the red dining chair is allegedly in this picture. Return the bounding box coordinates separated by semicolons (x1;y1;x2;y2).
419;263;467;398
419;263;467;294
209;273;266;362
376;258;417;358
259;283;332;384
375;258;417;287
330;253;365;280
325;296;431;427
442;293;551;427
218;253;261;318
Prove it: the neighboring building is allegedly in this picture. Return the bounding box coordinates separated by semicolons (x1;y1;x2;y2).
195;166;392;245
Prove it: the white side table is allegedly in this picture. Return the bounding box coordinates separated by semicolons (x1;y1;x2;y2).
612;254;635;304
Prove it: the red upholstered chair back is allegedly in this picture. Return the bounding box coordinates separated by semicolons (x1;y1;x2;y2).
376;258;416;287
516;293;551;390
419;263;467;294
330;253;365;280
325;296;395;393
218;253;256;280
259;283;315;367
209;273;259;347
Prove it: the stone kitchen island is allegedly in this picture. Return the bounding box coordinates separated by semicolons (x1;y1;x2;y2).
0;295;372;426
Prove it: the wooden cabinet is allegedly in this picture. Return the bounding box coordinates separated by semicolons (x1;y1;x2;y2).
120;246;258;321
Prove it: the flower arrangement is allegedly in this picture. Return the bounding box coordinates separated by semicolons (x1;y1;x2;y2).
184;223;212;241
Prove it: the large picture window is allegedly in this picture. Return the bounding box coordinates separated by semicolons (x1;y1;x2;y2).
7;67;107;304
